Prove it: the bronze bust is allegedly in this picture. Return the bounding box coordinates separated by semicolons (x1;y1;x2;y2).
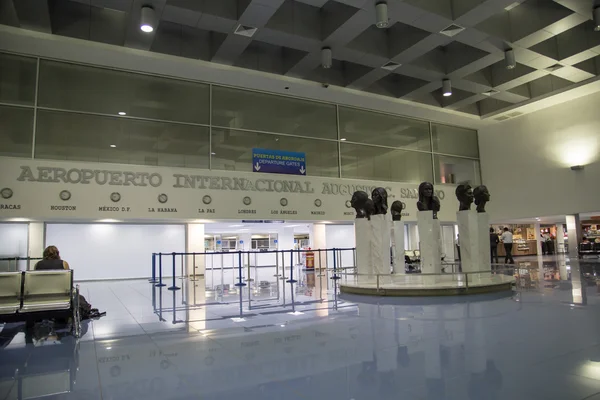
417;182;441;219
473;185;490;213
455;183;474;211
371;187;388;215
350;191;373;220
390;200;404;221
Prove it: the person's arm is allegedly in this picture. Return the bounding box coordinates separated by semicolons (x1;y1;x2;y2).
63;261;70;270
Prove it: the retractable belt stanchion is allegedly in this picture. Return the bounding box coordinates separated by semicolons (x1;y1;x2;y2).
190;253;199;281
149;253;157;283
154;253;166;287
179;254;184;280
235;251;247;287
331;247;340;280
274;250;281;277
287;250;297;283
168;252;181;291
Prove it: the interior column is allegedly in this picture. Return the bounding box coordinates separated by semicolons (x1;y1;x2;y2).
27;222;44;270
186;223;205;277
565;215;582;259
311;223;327;269
556;224;566;254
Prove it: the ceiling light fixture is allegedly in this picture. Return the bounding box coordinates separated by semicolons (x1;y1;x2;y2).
375;2;389;28
211;152;216;155
571;165;584;171
340;138;347;141
442;79;452;97
594;7;600;31
110;144;116;148
505;49;516;69
321;47;332;69
118;111;126;116
140;6;155;33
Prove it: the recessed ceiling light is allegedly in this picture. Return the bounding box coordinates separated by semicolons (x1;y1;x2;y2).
340;138;347;141
118;111;126;116
110;144;116;148
106;347;112;350
211;152;216;155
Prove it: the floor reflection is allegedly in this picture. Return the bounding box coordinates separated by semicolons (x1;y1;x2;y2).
1;256;600;399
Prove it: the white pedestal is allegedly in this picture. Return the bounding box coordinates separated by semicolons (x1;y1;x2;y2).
477;213;491;272
457;210;479;273
417;211;441;274
457;211;492;273
355;218;372;277
392;221;405;273
369;214;391;275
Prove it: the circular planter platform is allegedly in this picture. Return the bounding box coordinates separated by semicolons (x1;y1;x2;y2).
339;275;515;297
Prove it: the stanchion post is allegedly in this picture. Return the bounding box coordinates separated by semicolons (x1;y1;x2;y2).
168;252;181;291
287;250;297;283
235;251;247;287
246;251;254;282
179;254;184;280
190;253;198;281
149;253;156;283
274;249;280;277
331;247;340;280
280;250;286;280
155;253;166;287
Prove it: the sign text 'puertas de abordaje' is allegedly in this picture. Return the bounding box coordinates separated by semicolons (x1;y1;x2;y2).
252;148;306;176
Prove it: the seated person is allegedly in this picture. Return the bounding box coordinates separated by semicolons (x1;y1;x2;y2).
34;246;70;270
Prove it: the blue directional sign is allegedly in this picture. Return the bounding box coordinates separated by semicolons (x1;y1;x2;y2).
252;148;306;175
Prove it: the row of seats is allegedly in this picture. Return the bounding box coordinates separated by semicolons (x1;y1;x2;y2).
578;242;600;258
0;270;75;317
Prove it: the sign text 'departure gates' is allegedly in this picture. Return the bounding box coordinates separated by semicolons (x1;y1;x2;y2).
15;166;445;199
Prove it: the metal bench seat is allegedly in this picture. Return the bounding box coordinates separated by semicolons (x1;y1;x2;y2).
0;272;22;315
21;271;72;313
0;270;81;337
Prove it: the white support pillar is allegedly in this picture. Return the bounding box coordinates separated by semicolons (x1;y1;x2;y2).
311;223;327;269
534;223;542;256
556;224;566;254
186;224;205;277
28;222;44;270
278;227;295;251
566;215;582;259
408;224;419;250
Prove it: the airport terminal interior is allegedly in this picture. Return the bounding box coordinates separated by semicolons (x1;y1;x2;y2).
3;0;600;399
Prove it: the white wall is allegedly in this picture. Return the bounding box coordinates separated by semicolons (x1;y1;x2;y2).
479;90;600;221
27;222;44;270
45;224;185;280
325;225;356;269
0;223;28;271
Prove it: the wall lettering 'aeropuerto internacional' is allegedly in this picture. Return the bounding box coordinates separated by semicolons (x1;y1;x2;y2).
16;166;446;199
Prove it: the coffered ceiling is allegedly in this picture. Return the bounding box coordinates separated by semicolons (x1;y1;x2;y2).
2;0;600;120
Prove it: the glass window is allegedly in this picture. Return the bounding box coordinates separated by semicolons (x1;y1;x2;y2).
35;110;209;168
211;128;339;177
0;53;37;106
212;86;337;139
340;143;433;183
0;105;33;158
339;107;431;151
435;155;481;185
431;123;479;158
38;60;209;124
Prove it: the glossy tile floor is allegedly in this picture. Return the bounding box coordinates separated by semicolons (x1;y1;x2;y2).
3;255;600;399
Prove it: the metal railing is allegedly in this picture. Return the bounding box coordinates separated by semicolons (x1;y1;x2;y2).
0;256;43;272
149;248;357;291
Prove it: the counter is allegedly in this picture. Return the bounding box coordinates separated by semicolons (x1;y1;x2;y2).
497;240;537;256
